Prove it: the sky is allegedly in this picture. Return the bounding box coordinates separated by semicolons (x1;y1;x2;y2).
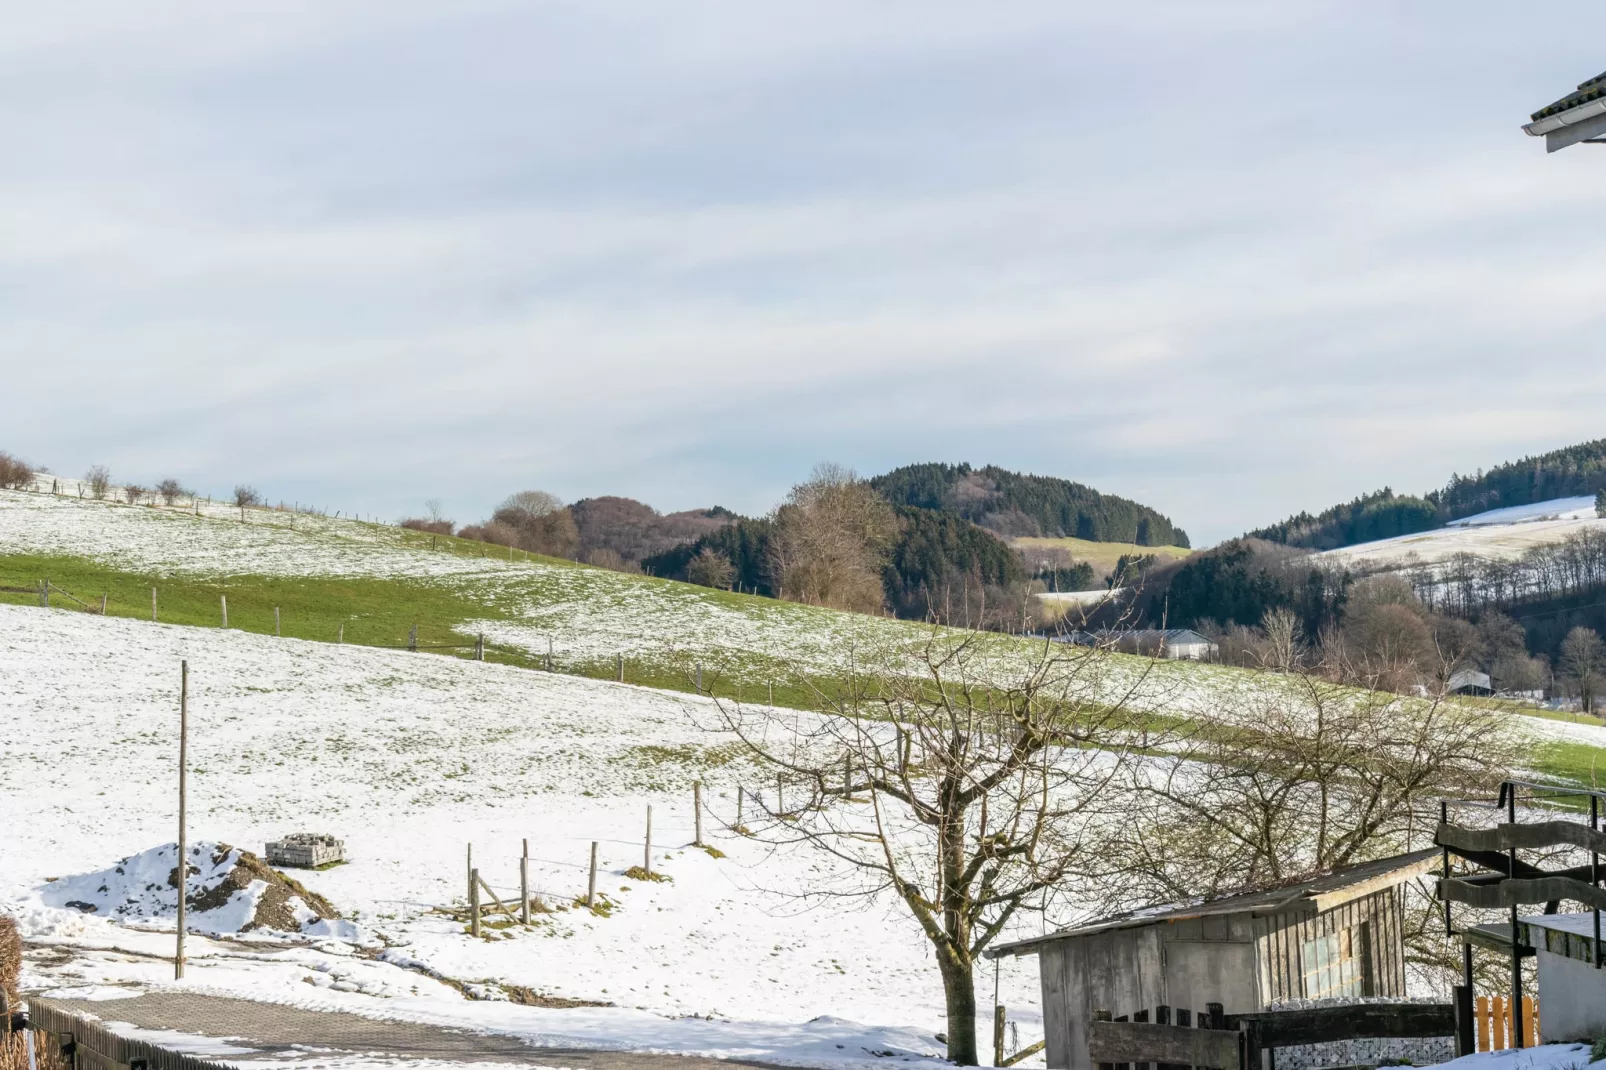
6;1;1606;546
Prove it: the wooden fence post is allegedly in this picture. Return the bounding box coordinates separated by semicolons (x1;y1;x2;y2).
151;587;157;622
546;638;553;671
587;841;598;908
220;594;227;628
737;787;744;828
476;633;484;661
768;681;773;705
776;773;784;815
40;579;48;608
993;1004;1006;1066
694;782;704;847
645;805;653;874
696;663;703;692
176;660;189;980
520;840;531;925
338;623;344;644
409;624;418;652
469;868;481;937
843;756;851;795
100;593;107;615
617;653;624;682
467;843;473;903
1093;1010;1113;1070
1453;985;1474;1056
275;606;281;636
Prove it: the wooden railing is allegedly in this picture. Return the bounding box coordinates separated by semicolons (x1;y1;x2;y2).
1089;1002;1460;1070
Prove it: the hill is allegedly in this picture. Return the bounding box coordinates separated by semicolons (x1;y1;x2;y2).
868;462;1190;548
1250;437;1606;551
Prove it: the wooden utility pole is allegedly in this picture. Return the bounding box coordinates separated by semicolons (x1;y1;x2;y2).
520;839;531;925
694;782;704;847
587;842;598;908
176;660;189;979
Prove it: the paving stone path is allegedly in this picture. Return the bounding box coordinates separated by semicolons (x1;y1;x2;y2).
51;993;801;1069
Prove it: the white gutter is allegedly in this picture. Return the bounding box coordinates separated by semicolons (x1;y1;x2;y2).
1523;96;1606;136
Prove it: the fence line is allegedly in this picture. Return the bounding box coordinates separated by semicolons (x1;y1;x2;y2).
14;996;239;1070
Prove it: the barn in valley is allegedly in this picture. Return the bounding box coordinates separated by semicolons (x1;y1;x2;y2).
986;850;1438;1070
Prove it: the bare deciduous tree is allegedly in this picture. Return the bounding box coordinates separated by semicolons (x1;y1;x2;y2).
0;452;34;491
234;484;261;508
713;632;1140;1065
1561;626;1605;714
686;547;735;590
123;484;147;505
1259;607;1301;672
155;478;186;506
492;489;579;558
1107;673;1513;904
769;463;896;613
85;465;111;500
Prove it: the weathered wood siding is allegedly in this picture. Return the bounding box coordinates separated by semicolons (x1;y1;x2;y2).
1035;890;1407;1068
1040;926;1165;1070
1253;888;1406;1003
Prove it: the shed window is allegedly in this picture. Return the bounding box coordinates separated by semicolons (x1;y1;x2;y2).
1301;928;1364;998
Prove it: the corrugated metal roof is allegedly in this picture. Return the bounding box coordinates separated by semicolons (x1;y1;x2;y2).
987;849;1439;958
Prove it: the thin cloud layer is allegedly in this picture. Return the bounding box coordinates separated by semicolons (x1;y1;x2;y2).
4;2;1605;542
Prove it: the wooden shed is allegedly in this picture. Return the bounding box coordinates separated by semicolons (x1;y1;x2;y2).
987;850;1438;1070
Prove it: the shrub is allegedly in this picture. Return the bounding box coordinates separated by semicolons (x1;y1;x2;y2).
124;484;147;505
85;465;111;499
234;484;261;508
156;478;187;505
401;517;455;536
0;452;33;491
687;547;736;590
1593;1037;1606;1064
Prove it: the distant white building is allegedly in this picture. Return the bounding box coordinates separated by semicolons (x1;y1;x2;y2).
1057;628;1219;661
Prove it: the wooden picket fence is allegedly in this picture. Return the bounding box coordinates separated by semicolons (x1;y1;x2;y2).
1474;995;1538;1052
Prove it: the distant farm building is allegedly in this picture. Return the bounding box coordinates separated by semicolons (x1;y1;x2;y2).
988;850;1437;1070
1057;628;1219;660
1446;669;1493;697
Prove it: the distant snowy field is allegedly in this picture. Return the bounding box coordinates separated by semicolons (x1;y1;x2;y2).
1319;496;1606;569
0;605;1043;1068
0;485;907;670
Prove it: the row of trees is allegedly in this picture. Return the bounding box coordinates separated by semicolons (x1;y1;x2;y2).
1250;435;1606;551
642;465;1039;628
869;461;1190;546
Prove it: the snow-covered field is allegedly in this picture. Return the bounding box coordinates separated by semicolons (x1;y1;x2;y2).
1318;496;1606;569
0;485;908;672
0;604;1045;1068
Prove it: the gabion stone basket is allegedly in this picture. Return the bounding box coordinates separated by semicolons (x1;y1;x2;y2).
264;832;346;868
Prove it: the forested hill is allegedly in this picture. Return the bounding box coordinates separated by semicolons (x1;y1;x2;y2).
868;463;1189;548
1249;437;1606;550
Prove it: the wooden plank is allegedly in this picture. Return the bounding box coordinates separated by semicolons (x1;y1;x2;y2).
1491;996;1506;1050
1088;1021;1241;1068
1438;875;1606;911
1523;996;1537;1049
1236;1003;1455;1046
1475;996;1490;1053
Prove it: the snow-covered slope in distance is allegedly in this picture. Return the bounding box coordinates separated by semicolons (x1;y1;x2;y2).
1318;496;1606;568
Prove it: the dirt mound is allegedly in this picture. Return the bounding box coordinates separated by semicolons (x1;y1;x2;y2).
181;846;338;933
44;842;345;937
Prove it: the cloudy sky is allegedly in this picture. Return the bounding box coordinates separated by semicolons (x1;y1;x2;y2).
6;2;1606;545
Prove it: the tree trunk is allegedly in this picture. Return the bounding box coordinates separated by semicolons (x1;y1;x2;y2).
938;951;978;1065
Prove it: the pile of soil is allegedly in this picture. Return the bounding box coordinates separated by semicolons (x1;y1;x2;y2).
176;845;338;933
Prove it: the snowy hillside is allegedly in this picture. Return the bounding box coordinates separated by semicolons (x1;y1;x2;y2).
0;604;1044;1067
0;483;916;680
1318;496;1606;568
